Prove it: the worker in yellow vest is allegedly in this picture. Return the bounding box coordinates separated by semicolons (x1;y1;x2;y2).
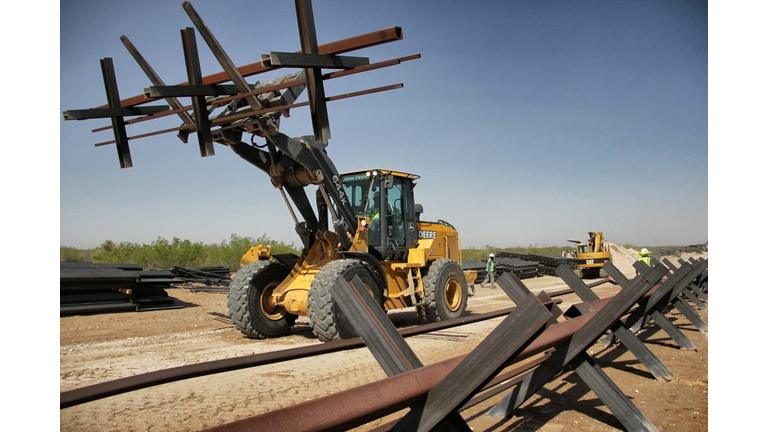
637;248;651;274
481;253;496;289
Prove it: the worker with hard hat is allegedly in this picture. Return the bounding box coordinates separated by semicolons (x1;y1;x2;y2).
637;248;651;274
481;253;496;289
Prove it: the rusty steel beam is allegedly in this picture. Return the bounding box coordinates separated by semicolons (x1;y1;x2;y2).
395;292;552;432
333;276;472;431
487;266;667;425
295;0;331;140
203;311;597;432
93;84;404;147
544;277;617;298
332;276;422;376
100;58;133;168
90;54;419;133
119;35;196;140
180;27;214;157
556;265;673;382
95;26;404;110
61;303;556;409
366;353;554;432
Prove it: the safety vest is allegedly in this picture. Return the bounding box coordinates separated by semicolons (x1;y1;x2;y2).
487;260;494;272
639;256;651;266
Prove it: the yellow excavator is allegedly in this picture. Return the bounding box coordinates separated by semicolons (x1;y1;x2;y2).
568;232;612;279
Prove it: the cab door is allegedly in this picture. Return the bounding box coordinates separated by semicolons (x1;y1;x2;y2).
384;175;418;251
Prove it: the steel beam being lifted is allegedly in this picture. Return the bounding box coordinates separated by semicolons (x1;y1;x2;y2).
92;83;404;147
94;26;404;110
90;54;419;134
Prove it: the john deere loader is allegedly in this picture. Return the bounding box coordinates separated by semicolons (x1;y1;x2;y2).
60;1;474;343
233;166;476;342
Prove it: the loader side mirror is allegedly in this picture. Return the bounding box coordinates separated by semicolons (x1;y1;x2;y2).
385;174;394;189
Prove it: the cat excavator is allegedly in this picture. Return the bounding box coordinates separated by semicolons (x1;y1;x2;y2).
568;231;612;279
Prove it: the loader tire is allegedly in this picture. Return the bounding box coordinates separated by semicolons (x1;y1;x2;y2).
308;259;384;343
418;259;468;323
228;260;296;339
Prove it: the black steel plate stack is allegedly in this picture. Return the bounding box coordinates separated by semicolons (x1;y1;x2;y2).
495;252;577;277
171;266;231;285
60;262;184;316
462;260;488;282
493;257;540;279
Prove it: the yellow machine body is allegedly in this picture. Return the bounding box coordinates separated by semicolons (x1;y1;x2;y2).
576;231;612;277
239;170;474;318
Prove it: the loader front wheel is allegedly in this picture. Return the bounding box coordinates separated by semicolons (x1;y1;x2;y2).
308;259;384;343
228;260;296;339
418;259;468;323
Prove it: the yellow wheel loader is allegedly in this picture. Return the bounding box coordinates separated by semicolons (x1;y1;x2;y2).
568;231;612;279
60;1;474;343
234;166;476;342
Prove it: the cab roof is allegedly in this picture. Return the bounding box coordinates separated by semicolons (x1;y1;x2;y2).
341;169;420;180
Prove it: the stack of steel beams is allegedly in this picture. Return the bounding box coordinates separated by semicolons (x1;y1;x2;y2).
461;260;488;281
494;257;540;279
495;252;577;277
60;262;184;315
171;266;231;285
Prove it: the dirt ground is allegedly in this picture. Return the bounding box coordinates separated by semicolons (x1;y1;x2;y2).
60;249;708;431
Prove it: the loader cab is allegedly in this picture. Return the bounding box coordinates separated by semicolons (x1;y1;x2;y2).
341;169;419;260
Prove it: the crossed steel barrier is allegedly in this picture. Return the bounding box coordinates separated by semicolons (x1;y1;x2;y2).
207;257;707;431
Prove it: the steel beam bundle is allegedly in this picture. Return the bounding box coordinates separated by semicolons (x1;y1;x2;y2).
495;252;578;277
170;266;231;286
62;0;418;169
493;257;540;279
60;262;184;315
463;258;540;281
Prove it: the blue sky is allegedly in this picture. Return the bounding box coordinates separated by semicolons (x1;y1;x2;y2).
60;0;708;249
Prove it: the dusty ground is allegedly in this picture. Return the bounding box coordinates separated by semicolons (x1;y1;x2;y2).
60;249;708;431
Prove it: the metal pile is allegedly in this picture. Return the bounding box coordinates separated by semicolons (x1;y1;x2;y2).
461;260;488;281
60;262;184;315
494;257;539;279
464;258;540;281
496;252;577;277
649;244;708;259
206;258;708;431
171;266;230;285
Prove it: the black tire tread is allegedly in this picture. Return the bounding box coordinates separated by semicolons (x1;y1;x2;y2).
308;259;382;343
417;258;467;323
228;260;292;339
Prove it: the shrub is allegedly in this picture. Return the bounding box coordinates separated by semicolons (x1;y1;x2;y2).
68;234;300;271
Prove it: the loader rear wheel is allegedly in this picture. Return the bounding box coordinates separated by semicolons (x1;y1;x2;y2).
308;259;384;343
228;260;296;339
418;259;468;323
